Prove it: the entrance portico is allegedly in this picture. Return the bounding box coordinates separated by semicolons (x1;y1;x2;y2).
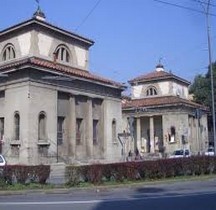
134;114;163;155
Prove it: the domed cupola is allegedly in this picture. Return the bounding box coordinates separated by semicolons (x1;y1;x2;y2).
155;63;165;72
33;0;46;21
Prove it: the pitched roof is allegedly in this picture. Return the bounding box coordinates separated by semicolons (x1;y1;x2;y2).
122;96;208;111
129;69;190;85
0;18;94;47
0;57;125;89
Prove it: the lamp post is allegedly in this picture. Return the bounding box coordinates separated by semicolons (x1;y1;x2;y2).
199;0;216;151
204;0;216;152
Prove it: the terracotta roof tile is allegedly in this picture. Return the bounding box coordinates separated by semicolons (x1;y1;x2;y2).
129;70;190;85
0;57;124;89
122;96;208;110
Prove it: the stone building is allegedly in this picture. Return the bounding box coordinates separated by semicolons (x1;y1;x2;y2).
0;9;125;165
122;64;209;157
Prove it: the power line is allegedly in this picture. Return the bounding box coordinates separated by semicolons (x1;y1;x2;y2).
191;0;216;7
75;0;102;32
153;0;216;17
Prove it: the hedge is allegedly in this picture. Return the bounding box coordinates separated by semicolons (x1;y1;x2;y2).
66;156;216;186
0;165;50;185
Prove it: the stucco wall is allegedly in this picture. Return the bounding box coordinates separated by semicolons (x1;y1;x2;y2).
0;91;5;117
18;32;32;56
36;31;88;69
0;31;32;61
103;98;122;162
163;113;190;154
3;83;30;164
189;115;208;154
0;30;89;70
132;80;188;99
28;83;57;164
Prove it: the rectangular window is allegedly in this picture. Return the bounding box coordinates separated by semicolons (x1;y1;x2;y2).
112;120;117;143
76;118;83;145
0;118;4;140
38;113;46;140
57;117;65;145
14;113;20;140
38;145;48;157
11;145;19;157
93;120;99;145
0;91;5;98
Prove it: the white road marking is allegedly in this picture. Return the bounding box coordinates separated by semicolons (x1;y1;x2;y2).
0;200;102;205
0;191;215;206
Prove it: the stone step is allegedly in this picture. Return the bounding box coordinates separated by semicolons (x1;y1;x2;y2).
48;163;66;185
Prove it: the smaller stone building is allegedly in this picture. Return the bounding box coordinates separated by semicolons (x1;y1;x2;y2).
122;64;209;157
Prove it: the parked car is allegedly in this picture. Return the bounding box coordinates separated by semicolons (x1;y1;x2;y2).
0;154;6;166
169;149;190;158
205;148;215;156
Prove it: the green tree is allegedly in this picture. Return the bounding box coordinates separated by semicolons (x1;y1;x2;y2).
189;61;216;111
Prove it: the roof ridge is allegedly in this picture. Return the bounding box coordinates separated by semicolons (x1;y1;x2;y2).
122;95;208;110
129;69;190;85
0;18;94;46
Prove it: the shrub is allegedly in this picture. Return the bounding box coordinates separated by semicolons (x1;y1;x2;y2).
107;163;126;182
65;165;82;186
0;165;50;186
13;165;30;184
86;164;103;184
34;165;50;184
0;166;13;184
65;156;216;186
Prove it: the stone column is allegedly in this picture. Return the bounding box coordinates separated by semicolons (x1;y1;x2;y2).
102;100;106;159
68;95;76;157
196;118;200;154
136;117;141;153
86;97;93;158
150;116;155;153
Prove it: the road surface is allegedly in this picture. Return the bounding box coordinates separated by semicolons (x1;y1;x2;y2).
0;178;216;210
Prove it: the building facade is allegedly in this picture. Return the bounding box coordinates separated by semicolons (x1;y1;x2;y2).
122;64;209;157
0;10;125;165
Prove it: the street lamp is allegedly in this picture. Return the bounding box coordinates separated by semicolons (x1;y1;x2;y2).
206;1;216;152
202;0;216;152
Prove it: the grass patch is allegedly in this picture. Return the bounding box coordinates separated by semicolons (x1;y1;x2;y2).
0;183;55;191
1;174;216;192
65;174;216;189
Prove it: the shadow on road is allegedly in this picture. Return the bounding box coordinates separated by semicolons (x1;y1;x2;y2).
136;187;165;194
91;184;216;210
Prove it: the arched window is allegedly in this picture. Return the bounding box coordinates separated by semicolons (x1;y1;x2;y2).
168;126;176;143
38;112;47;140
93;119;99;145
57;116;65;145
146;86;157;96
54;45;70;63
14;112;20;140
2;44;16;61
76;118;83;145
112;119;117;143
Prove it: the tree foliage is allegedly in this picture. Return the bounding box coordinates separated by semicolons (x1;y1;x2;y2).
189;61;216;111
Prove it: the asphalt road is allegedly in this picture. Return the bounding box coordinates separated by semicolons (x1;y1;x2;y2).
0;179;216;210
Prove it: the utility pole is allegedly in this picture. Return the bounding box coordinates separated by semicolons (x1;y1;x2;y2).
203;0;216;152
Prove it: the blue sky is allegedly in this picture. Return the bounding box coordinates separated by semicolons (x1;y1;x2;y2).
0;0;215;85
